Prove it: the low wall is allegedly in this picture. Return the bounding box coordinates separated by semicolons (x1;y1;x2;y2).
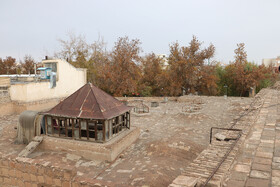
0;98;62;116
117;96;178;102
0;127;140;186
0;156;97;187
39;127;140;162
0;77;10;87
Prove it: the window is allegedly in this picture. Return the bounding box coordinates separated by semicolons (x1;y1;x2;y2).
45;63;57;72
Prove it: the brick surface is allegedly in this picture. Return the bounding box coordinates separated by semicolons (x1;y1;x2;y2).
54;178;62;186
30;174;37;182
3;177;11;184
253;157;272;165
226;179;245;187
255;151;273;159
62;181;71;187
272;176;280;186
23;172;31;181
245;178;270;187
234;164;251;173
272;162;280;170
272;170;280;177
230;171;248;181
251;163;271;172
45;175;53;185
37;175;44;183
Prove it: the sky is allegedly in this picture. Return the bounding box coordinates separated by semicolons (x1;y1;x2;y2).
0;0;280;64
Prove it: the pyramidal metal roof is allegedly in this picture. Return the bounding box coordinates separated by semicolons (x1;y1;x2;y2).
43;83;131;120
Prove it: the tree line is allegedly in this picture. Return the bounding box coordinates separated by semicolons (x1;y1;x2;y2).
0;55;35;75
0;34;278;97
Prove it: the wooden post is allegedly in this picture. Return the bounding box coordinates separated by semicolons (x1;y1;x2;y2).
103;120;105;142
58;118;60;136
109;119;112;139
94;121;97;141
117;117;119;133
65;118;68;137
86;120;89;140
51;116;54;135
125;113;127;129
45;116;48;135
78;119;81;139
71;119;74;139
128;112;130;129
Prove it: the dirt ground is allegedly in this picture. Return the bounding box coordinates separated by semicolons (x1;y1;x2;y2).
0;95;253;187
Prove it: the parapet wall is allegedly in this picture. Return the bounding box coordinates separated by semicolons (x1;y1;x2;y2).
0;156;88;187
0;98;62;116
0;129;139;187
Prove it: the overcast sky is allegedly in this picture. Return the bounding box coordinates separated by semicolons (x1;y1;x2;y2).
0;0;280;64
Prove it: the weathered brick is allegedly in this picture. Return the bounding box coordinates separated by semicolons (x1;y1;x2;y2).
234;164;251;173
37;175;44;183
2;168;9;177
23;172;31;181
230;171;248;181
24;181;32;187
246;178;269;187
255;151;273;159
72;182;81;187
38;167;44;175
54;178;62;186
64;171;72;180
251;163;271;172
62;181;71;187
254;157;272;165
55;169;64;178
3;177;11;184
15;162;25;171
2;160;9;167
227;179;245;187
30;174;37;182
17;179;25;187
250;170;270;179
273;170;280;177
10;177;17;186
45;175;53;185
9;161;16;169
272;176;280;186
45;167;55;177
8;169;16;177
16;170;23;180
27;164;38;174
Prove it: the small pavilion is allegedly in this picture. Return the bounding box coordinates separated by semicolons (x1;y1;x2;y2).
42;83;131;143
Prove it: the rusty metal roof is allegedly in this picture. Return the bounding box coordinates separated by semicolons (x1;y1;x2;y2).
43;83;131;119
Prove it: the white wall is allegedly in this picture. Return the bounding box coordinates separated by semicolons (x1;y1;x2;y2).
10;59;87;102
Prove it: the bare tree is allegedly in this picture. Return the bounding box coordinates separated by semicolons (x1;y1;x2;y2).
21;55;35;74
